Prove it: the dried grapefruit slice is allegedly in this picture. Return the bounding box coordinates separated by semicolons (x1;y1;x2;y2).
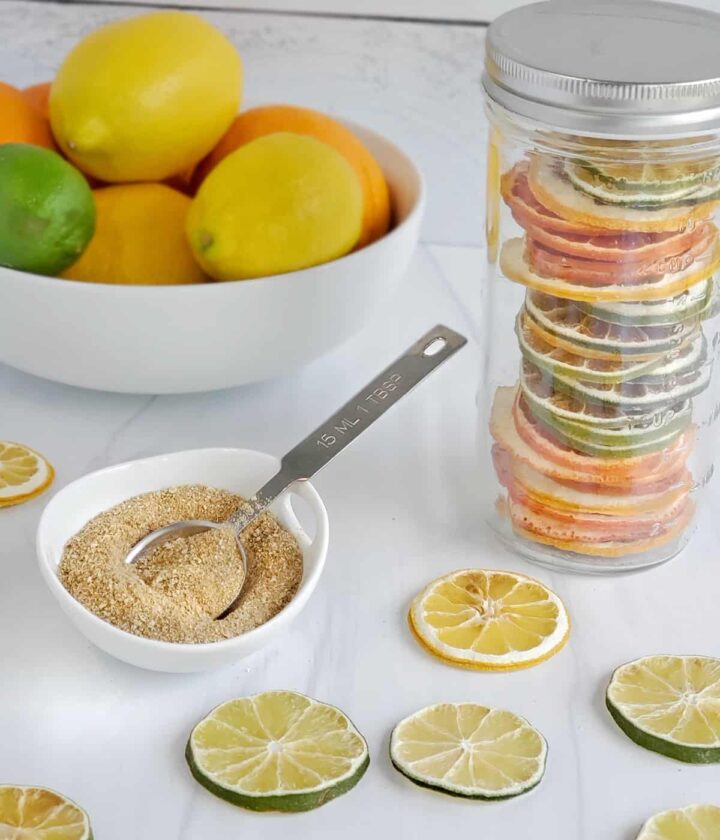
510;490;691;542
511;499;694;558
526;224;716;287
501;237;720;303
501;162;622;236
510;459;691;515
508;494;693;548
511;462;692;519
0;441;54;508
522;220;710;265
527;156;719;232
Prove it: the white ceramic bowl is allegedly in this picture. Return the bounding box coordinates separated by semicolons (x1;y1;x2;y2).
0;122;424;394
36;448;329;672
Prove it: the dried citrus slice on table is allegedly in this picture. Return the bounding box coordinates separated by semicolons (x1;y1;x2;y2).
409;569;569;670
607;655;720;763
636;804;720;840
0;785;91;839
186;690;369;812
0;441;54;507
390;703;547;799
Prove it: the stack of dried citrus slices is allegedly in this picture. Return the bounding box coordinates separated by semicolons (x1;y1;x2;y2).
492;149;720;559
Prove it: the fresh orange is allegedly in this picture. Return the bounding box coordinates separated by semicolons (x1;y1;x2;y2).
195;105;391;248
22;81;52;118
0;81;53;148
62;183;207;285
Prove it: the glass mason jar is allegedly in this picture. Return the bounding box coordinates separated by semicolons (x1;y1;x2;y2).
479;1;720;573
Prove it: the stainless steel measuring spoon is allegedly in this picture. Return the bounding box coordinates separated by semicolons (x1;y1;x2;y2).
125;324;467;617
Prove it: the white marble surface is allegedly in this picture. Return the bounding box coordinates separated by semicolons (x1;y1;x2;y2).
2;3;720;839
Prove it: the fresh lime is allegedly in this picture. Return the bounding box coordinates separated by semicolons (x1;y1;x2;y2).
390;703;547;799
187;691;369;812
607;655;720;764
0;143;95;275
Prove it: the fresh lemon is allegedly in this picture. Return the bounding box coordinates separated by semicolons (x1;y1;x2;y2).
187;132;363;280
186;691;369;812
0;785;91;839
50;11;242;182
0;441;54;508
409;568;570;671
607;655;720;764
62;184;207;285
0;144;94;276
636;805;720;840
390;703;547;799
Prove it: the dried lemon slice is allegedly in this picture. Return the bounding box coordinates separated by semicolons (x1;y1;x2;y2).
409;569;569;671
390;703;546;799
636;804;720;840
186;691;369;812
0;785;92;839
0;441;54;507
607;655;720;763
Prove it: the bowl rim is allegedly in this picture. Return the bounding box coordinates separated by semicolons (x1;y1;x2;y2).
36;447;329;654
2;119;426;293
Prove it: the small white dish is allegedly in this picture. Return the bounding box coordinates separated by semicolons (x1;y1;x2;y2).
0;121;424;394
36;448;329;673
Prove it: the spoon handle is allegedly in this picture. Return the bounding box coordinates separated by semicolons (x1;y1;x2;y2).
227;324;467;534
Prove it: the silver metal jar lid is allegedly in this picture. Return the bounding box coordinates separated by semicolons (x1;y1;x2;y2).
483;0;720;136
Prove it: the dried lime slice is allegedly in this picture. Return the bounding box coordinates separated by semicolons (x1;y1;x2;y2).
0;786;92;839
520;359;693;426
577;279;715;327
607;655;720;764
390;703;547;799
523;394;691;459
565;161;720;207
526;291;695;359
636;804;720;839
186;691;369;812
516;310;661;384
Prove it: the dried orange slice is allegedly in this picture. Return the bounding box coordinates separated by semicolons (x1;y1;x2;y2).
500;237;720;303
0;441;54;507
527;156;719;232
409;568;569;671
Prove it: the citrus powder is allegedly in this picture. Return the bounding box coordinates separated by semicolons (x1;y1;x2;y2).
59;485;303;643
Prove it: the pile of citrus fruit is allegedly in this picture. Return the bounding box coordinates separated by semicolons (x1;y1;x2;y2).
0;10;391;285
491;146;720;560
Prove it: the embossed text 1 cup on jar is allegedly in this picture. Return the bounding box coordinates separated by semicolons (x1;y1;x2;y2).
479;0;720;573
